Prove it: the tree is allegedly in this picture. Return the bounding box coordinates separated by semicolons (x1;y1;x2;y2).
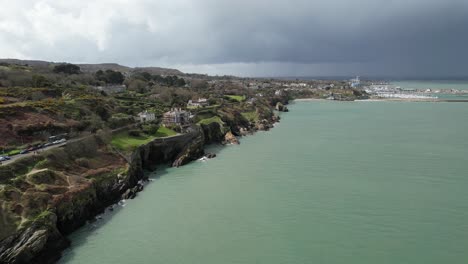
105;70;125;84
127;79;148;93
175;78;186;87
95;105;110;121
139;72;152;81
95;70;125;84
32;74;50;87
30;91;46;101
53;63;81;74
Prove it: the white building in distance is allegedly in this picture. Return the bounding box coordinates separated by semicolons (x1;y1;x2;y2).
138;111;156;122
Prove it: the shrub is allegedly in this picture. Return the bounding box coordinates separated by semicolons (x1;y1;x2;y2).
128;129;141;137
64;137;98;158
96;129;112;145
76;158;90;168
143;124;159;135
53;63;81;75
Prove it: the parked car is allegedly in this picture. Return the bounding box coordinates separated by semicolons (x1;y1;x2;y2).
20;150;29;154
44;142;53;147
0;156;10;161
57;138;67;144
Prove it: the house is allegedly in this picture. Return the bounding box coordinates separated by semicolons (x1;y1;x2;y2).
187;98;209;108
162;108;190;126
138;111;156;122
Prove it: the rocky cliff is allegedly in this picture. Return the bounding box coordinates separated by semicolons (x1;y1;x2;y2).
0;127;206;264
0;109;282;263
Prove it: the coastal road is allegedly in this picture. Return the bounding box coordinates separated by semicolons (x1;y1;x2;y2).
0;129;185;167
0;124;139;167
0;143;67;166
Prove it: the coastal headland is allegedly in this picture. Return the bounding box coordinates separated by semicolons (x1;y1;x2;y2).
1;59;297;263
0;59;408;263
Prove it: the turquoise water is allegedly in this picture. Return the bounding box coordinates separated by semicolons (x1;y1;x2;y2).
60;101;468;264
392;80;468;100
392;80;468;90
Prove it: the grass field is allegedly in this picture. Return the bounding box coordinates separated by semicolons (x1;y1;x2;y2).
226;95;246;102
111;127;177;151
154;126;177;137
197;116;224;126
241;111;258;122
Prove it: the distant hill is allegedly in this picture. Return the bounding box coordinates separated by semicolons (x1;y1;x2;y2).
133;67;183;76
77;63;132;73
0;59;51;67
0;59;184;76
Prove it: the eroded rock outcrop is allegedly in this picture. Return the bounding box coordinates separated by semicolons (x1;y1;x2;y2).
275;102;289;112
223;131;240;145
0;212;68;264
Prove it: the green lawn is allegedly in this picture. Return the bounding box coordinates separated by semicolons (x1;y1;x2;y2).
197;116;224;126
111;127;177;151
154;126;177;137
226;95;246;102
241;111;258;122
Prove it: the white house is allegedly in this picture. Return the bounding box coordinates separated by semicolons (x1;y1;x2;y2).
187;98;209;108
138;111;156;122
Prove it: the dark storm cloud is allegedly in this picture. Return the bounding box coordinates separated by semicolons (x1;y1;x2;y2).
0;0;467;76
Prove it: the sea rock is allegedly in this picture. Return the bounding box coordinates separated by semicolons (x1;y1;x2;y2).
205;153;217;159
223;131;240;145
239;127;250;136
0;212;69;264
275;102;289;112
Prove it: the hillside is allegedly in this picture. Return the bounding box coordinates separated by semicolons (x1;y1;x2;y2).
0;59;184;76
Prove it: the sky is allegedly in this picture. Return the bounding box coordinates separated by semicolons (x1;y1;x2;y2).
0;0;467;77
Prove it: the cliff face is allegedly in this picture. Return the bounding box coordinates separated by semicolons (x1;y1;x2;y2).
0;110;281;263
130;127;205;173
0;127;206;264
200;122;225;144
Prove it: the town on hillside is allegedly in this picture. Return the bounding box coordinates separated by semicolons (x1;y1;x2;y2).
0;59;369;263
0;59;369;164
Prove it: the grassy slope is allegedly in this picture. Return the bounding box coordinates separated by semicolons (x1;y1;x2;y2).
111;127;176;151
241;111;258;122
197;116;224;126
226;95;245;102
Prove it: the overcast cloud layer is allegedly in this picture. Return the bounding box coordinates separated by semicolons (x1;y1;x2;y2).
1;0;467;77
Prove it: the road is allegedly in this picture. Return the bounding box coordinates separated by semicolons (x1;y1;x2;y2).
0;126;186;167
0;143;67;166
0;124;138;167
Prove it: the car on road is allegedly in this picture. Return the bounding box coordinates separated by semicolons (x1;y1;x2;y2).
44;142;53;147
53;138;67;144
0;156;11;161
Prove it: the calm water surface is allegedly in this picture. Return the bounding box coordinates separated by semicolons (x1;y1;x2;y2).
61;101;468;264
392;80;468;90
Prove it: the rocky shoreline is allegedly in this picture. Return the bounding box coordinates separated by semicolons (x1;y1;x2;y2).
0;104;285;264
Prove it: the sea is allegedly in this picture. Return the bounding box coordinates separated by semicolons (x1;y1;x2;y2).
391;80;468;100
60;96;468;264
